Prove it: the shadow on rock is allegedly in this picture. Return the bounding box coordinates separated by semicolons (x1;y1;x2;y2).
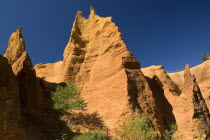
145;76;177;131
28;78;108;139
68;111;108;132
21;78;76;140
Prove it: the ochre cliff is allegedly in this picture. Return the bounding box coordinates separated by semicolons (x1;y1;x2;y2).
176;64;210;139
142;66;179;130
0;55;26;139
0;7;210;140
168;59;210;110
4;27;25;66
35;7;163;135
142;64;210;139
4;27;44;116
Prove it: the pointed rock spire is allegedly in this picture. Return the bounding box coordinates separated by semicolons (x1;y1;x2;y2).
16;26;22;37
49;6;163;135
90;6;96;14
174;64;210;138
4;27;25;65
76;10;83;18
4;27;44;118
184;64;192;80
89;6;96;18
183;64;193;92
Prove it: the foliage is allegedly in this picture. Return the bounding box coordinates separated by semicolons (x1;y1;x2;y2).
195;134;210;140
117;117;157;140
201;53;209;61
69;112;106;130
163;124;178;140
73;131;110;140
51;83;86;112
72;125;81;133
61;133;68;140
207;135;210;140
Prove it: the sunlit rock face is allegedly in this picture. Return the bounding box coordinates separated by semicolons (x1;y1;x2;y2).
4;27;25;66
168;60;210;113
142;64;210;139
173;64;210;139
35;7;163;135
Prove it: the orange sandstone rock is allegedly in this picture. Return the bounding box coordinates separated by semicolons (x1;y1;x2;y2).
0;55;26;140
142;64;210;139
5;27;44;116
35;7;162;135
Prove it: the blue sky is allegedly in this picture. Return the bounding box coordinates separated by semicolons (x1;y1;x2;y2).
0;0;210;71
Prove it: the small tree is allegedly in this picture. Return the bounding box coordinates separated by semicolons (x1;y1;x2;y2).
117;117;157;140
51;83;86;113
201;53;209;61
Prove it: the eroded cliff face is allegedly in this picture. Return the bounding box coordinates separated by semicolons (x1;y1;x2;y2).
142;64;210;139
169;60;210;110
35;7;163;135
142;66;179;131
179;64;210;139
1;6;209;139
0;55;26;140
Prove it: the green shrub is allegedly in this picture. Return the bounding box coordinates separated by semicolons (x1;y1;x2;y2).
163;124;178;140
61;133;68;140
73;131;110;140
51;83;86;112
194;134;210;140
117;117;157;140
201;53;210;61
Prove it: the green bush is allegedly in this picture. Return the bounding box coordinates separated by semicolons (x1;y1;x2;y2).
201;53;209;61
73;131;110;140
51;83;86;112
60;133;68;140
163;124;178;140
117;117;157;140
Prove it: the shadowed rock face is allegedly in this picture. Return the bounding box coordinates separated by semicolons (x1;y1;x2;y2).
4;27;44;116
0;55;26;140
35;7;162;135
178;64;210;139
142;65;180;133
142;64;210;139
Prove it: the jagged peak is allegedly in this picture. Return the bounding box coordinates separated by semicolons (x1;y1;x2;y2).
184;64;192;79
183;64;195;95
76;10;83;18
5;27;26;65
89;6;96;18
16;26;23;38
90;6;96;14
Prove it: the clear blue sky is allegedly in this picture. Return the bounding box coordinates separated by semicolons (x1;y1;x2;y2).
0;0;210;71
